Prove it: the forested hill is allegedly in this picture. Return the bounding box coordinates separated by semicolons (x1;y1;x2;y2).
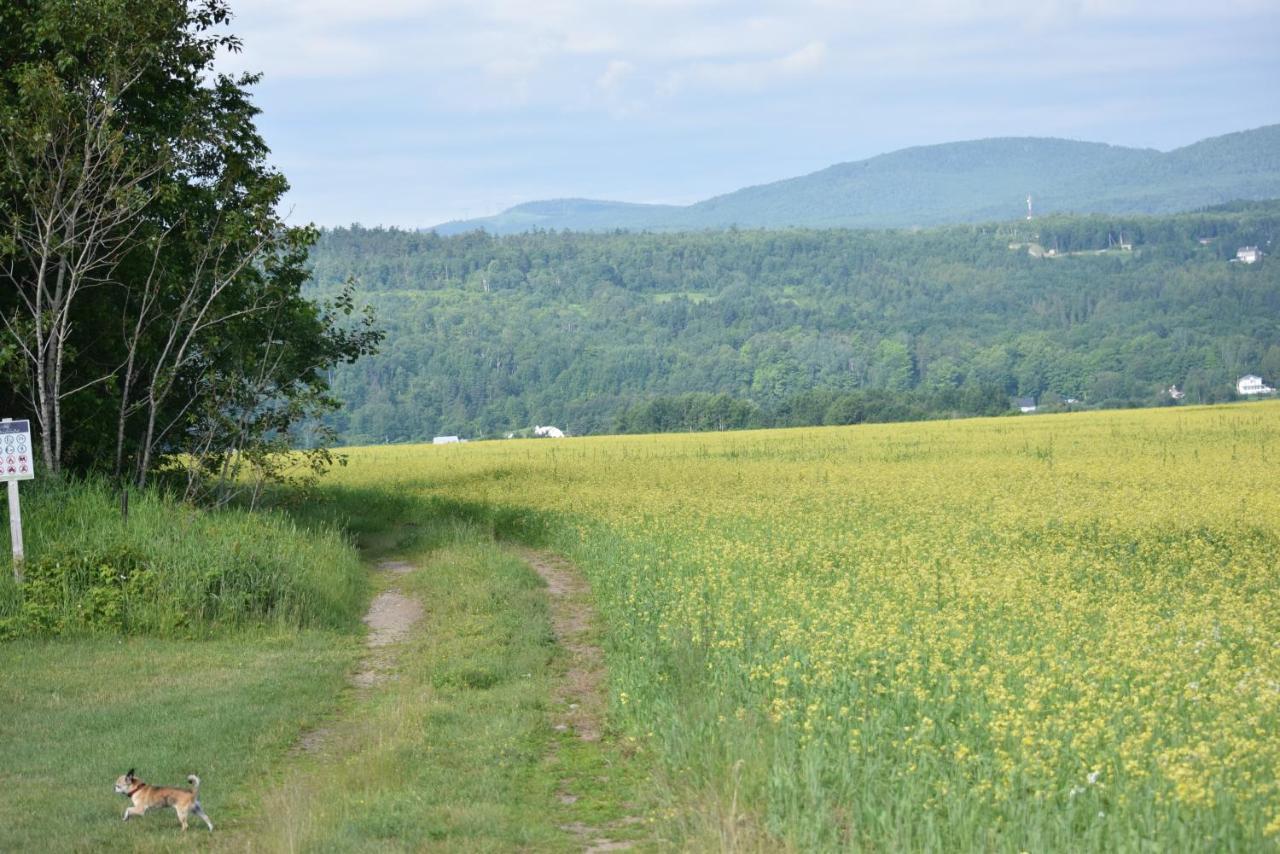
433;125;1280;234
309;203;1280;443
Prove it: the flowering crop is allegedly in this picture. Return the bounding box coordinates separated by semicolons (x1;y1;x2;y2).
330;402;1280;849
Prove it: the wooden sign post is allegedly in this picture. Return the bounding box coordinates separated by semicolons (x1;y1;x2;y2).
0;419;34;582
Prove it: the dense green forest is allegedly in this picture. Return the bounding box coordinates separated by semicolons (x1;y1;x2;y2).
310;203;1280;442
435;125;1280;234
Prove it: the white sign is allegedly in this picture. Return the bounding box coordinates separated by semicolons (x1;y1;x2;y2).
0;420;34;481
1;418;30;580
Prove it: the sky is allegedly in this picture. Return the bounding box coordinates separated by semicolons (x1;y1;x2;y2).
215;0;1280;229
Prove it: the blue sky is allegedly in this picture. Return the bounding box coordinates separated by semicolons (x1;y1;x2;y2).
216;1;1280;228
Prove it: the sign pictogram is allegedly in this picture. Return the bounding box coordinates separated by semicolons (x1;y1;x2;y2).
0;420;33;481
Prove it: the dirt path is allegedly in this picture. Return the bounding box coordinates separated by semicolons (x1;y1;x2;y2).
296;558;423;750
518;548;606;743
294;548;638;850
518;549;639;853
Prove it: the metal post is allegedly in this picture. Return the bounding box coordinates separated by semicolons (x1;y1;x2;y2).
7;479;22;582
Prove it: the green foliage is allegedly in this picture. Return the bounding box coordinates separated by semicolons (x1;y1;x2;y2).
0;0;381;490
0;478;366;638
435;126;1280;234
309;204;1280;441
615;392;761;433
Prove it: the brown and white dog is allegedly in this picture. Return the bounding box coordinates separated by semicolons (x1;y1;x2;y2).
113;769;213;831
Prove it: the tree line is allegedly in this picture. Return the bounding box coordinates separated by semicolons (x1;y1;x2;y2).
306;204;1279;442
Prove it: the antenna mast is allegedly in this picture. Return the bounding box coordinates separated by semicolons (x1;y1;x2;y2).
1026;194;1033;220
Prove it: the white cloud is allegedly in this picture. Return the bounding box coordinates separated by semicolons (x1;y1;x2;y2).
596;60;636;93
778;41;827;74
662;40;829;95
222;0;1271;92
215;0;1274;120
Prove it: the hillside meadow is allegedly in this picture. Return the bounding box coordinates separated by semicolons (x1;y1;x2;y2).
328;401;1280;849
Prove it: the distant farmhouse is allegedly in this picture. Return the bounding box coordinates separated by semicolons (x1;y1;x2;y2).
1167;385;1185;401
1236;246;1262;264
534;425;565;438
1237;375;1275;396
432;435;461;445
1014;396;1037;413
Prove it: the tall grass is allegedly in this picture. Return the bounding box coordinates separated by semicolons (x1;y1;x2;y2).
0;478;365;638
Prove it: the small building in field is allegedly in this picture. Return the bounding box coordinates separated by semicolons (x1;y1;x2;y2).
1237;375;1275;396
1168;385;1185;401
432;435;461;445
1014;396;1037;413
1236;246;1261;264
534;425;565;438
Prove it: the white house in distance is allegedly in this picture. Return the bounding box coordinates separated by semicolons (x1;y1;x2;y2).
534;425;565;438
1236;246;1261;264
1014;396;1037;413
432;435;461;445
1237;375;1275;396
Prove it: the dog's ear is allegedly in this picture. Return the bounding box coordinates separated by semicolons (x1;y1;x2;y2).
126;768;135;778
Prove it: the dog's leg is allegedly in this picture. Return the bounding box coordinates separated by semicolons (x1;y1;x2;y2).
176;805;190;831
123;804;145;821
194;803;214;831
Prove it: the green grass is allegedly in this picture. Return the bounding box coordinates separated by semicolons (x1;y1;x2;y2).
0;631;358;851
0;481;654;851
227;531;652;852
0;478;366;638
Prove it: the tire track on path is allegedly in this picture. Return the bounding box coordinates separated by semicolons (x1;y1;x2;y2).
518;548;640;853
520;548;606;742
294;558;422;753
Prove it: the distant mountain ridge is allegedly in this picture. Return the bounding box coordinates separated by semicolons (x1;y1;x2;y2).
432;125;1280;234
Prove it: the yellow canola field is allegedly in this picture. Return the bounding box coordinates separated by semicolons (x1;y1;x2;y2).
333;402;1280;848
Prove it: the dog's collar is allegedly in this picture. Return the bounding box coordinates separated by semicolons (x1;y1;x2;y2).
125;782;145;797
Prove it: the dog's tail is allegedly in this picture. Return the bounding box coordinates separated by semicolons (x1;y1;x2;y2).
187;774;201;795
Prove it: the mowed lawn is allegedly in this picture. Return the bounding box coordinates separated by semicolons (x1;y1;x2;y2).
0;632;357;851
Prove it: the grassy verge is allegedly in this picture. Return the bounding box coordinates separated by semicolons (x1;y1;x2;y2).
0;631;358;851
0;478;366;638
